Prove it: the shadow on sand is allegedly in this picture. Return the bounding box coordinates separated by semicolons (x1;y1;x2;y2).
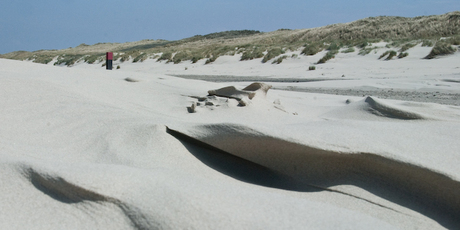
167;126;460;229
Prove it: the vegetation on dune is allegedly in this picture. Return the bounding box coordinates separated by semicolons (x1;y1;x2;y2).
157;52;172;62
205;56;217;64
31;54;54;64
171;51;188;64
2;12;459;65
353;40;370;48
358;47;376;56
179;30;262;44
317;50;338;64
196;30;261;40
398;52;409;59
301;43;323;56
84;54;103;64
262;48;285;63
421;39;434;47
423;36;460;59
379;50;409;60
386;51;398;60
114;50;146;63
54;54;84;66
119;40;171;52
316;42;343;63
133;52;148;63
379;50;402;60
293;12;460;42
191;55;203;64
399;42;417;52
449;36;460;45
341;47;355;53
240;47;264;61
271;55;288;64
326;42;342;51
424;42;457;59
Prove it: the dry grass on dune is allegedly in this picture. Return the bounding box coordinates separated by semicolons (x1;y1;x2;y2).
2;11;459;66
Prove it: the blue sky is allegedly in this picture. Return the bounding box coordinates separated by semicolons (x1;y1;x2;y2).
1;0;458;54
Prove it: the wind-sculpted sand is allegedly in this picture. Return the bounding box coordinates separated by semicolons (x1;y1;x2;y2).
170;75;460;106
167;123;460;229
1;53;460;229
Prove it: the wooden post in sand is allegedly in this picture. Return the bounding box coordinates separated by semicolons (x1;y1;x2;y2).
106;52;113;70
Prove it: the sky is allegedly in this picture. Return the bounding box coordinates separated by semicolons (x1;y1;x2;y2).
1;0;458;54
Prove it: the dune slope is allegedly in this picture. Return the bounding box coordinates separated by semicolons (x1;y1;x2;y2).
1;58;460;229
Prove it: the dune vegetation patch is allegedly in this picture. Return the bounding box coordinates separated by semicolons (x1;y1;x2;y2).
271;55;288;64
84;54;104;64
301;42;324;56
240;47;265;61
425;39;458;59
317;50;338;64
379;50;397;60
1;12;459;65
54;54;84;66
341;47;355;53
262;48;285;63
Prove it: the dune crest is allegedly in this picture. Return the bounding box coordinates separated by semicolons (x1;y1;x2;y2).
322;96;429;121
168;124;460;229
2;55;460;229
364;96;425;120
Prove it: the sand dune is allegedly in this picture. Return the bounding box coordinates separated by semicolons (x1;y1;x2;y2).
1;52;459;229
167;124;460;228
362;96;425;119
322;96;428;120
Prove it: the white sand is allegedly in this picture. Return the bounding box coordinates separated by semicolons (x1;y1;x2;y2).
1;44;460;229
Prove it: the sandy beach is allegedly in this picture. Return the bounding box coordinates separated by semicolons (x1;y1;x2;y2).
1;41;460;229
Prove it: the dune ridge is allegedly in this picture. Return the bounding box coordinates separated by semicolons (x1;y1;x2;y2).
167;124;460;229
2;11;458;67
363;96;425;119
322;96;432;121
1;55;459;229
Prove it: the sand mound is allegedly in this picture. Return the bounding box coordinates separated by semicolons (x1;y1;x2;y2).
242;82;272;95
167;124;460;229
363;96;425;120
323;96;428;120
188;82;273;112
3;58;460;229
207;82;272;100
208;86;256;100
2;126;398;230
